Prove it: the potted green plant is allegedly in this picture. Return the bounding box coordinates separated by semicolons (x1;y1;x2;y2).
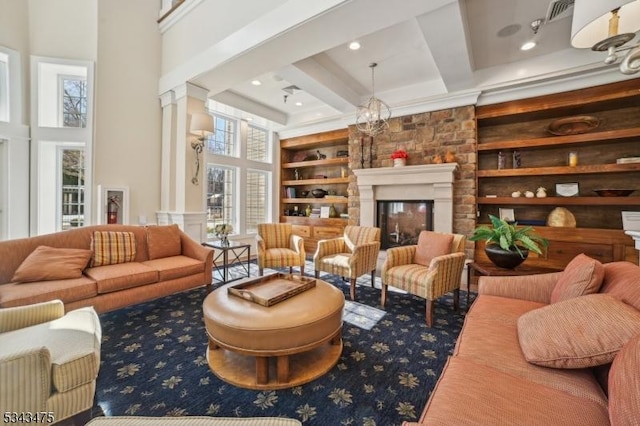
470;214;548;269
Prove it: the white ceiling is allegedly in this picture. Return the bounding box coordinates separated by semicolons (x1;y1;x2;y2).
179;0;636;136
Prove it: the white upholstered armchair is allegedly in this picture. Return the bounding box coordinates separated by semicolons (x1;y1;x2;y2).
0;299;102;424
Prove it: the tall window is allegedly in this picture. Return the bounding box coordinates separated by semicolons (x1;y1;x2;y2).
246;170;268;233
61;77;87;128
207;114;237;156
204;110;273;239
206;166;236;234
247;125;269;162
61;148;85;229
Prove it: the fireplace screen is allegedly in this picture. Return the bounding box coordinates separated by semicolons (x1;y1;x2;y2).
377;200;434;249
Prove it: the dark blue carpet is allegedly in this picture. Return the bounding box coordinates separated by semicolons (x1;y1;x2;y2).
94;262;472;425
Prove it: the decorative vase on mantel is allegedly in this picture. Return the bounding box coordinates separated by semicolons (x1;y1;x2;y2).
393;158;406;167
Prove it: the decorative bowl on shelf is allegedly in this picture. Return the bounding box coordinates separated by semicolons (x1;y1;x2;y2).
299;190;309;198
312;189;327;198
593;189;635;197
546;115;599;136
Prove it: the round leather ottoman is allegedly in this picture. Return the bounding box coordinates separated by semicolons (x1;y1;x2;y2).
203;277;344;390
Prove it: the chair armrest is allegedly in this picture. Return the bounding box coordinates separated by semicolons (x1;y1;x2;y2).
0;300;65;333
381;245;416;276
349;241;381;276
313;238;346;264
290;235;305;259
0;347;51;411
478;272;561;304
256;234;266;255
424;252;466;299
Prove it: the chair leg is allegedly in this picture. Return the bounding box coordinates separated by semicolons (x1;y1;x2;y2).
453;288;460;312
370;270;375;287
349;278;357;300
289;266;293;274
315;270;319;278
381;284;387;307
300;264;304;276
259;267;264;276
426;299;434;327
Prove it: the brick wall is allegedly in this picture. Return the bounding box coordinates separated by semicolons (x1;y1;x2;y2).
347;105;477;258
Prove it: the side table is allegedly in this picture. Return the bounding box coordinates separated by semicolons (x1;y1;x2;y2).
466;262;562;308
203;241;251;284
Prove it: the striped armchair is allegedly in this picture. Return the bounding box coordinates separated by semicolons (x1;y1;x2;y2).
381;231;466;327
256;223;306;276
0;299;102;424
313;226;381;300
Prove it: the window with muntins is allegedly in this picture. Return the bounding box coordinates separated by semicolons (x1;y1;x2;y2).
207;114;237;156
60;148;85;229
206;165;236;233
246;170;268;233
61;77;87;128
247;125;269;162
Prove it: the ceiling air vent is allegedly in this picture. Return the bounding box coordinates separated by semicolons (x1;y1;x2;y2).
546;0;574;23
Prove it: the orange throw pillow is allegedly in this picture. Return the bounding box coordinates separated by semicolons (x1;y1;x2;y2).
517;294;640;369
551;253;604;303
147;224;182;260
12;246;92;283
413;231;453;266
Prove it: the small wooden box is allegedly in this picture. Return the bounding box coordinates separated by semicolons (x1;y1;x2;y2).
227;273;316;307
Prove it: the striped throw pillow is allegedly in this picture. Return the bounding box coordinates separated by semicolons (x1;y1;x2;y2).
90;231;137;267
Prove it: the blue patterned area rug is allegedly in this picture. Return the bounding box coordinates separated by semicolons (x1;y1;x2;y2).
94;262;472;425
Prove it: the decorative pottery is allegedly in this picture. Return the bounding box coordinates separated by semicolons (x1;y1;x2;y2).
393;158;406;167
536;187;547;198
547;207;577;227
593;189;635;197
485;245;529;269
547;116;600;136
312;189;327;198
525;191;535;198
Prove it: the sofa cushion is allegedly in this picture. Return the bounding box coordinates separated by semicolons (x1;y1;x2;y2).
90;231;137;267
609;333;640;426
11;246;92;283
550;254;604;303
600;261;640;311
457;295;608;406
0;276;98;308
84;262;158;294
147;225;182;260
421;356;610;426
0;306;101;392
142;256;204;281
413;231;453;267
517;294;640;368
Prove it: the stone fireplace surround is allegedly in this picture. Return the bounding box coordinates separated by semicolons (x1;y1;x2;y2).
353;163;458;234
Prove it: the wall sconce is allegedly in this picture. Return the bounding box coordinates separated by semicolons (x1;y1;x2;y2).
571;0;640;74
189;112;214;185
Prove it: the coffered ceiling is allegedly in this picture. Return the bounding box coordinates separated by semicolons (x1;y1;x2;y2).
174;0;635;136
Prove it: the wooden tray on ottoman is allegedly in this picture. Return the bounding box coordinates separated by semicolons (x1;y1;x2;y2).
228;273;316;307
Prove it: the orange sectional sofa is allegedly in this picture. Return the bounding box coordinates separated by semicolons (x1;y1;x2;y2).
405;256;640;426
0;224;213;313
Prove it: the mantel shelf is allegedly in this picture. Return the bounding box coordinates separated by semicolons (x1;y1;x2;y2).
477;196;640;206
477;163;640;177
283;198;348;204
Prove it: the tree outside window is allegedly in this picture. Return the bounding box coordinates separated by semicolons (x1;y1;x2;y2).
62;78;87;128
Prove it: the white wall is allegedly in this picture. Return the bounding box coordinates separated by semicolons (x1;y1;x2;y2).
94;0;162;225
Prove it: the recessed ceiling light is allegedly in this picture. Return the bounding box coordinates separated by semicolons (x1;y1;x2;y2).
520;41;537;51
349;41;361;50
295;102;303;106
251;80;261;86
